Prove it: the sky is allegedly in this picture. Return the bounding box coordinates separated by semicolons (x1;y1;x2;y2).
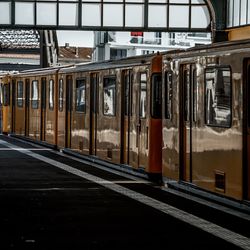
57;31;94;48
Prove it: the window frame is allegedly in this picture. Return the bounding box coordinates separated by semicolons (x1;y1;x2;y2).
49;79;54;111
58;78;63;112
75;78;86;113
31;80;39;109
16;81;24;108
3;84;10;106
165;71;173;120
151;73;162;119
139;72;147;119
204;65;232;128
103;76;116;117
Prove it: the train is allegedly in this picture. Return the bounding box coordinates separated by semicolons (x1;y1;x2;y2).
0;39;250;203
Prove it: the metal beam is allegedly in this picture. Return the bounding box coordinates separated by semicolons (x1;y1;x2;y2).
0;0;212;33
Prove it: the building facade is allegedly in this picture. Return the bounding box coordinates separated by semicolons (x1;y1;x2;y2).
93;31;211;61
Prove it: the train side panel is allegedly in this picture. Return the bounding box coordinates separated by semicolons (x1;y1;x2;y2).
96;69;121;164
70;72;90;155
13;77;26;136
162;46;249;200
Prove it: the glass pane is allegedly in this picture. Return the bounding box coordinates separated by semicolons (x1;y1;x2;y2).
140;73;147;118
248;0;250;24
82;0;101;2
76;79;86;112
0;2;11;25
227;0;233;27
125;5;144;27
37;3;57;25
126;0;144;2
104;0;123;2
32;80;38;109
233;0;240;26
59;79;63;112
59;3;78;26
191;6;210;28
17;81;23;108
205;68;231;127
191;0;205;3
148;5;167;27
151;74;162;119
169;5;189;28
165;72;173;120
15;2;34;25
103;77;116;116
103;4;123;26
149;0;167;3
241;0;247;25
169;0;189;3
82;4;101;26
49;80;54;110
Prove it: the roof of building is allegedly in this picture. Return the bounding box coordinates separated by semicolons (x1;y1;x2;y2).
0;30;40;50
59;46;92;62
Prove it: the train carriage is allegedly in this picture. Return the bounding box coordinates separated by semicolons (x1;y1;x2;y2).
3;39;250;202
0;73;12;134
162;40;250;201
59;54;163;176
11;68;59;146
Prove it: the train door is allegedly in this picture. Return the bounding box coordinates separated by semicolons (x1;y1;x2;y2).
65;75;73;148
244;59;250;200
138;72;148;169
90;73;98;155
180;64;196;182
25;79;30;136
120;70;132;164
40;77;46;141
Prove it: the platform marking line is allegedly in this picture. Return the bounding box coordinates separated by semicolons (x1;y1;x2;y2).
0;139;249;250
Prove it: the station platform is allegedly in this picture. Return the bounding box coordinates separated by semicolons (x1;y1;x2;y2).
0;135;249;250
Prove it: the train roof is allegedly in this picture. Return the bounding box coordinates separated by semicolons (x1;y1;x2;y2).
161;39;250;59
59;53;157;74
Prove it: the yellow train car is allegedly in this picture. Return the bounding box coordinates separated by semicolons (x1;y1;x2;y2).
12;68;59;146
1;73;12;135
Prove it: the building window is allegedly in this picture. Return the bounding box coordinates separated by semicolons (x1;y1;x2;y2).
17;81;23;108
31;80;38;109
49;79;54;110
139;73;147;118
205;67;232;127
110;49;127;60
59;79;63;112
76;78;86;113
103;76;116;116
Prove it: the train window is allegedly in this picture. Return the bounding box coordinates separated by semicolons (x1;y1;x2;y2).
151;73;162;119
184;70;190;122
17;81;23;108
59;79;63;112
76;78;86;113
140;73;147;118
124;74;132;116
165;72;173;120
3;84;10;106
49;79;54;110
205;67;232;127
103;76;116;116
31;80;38;109
192;68;197;122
